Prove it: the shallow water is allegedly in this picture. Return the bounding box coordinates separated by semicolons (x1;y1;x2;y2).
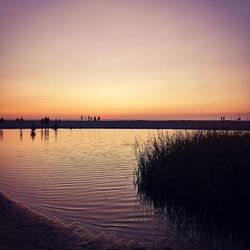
0;129;247;249
0;129;174;247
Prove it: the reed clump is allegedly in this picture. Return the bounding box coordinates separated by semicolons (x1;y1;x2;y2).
135;130;250;218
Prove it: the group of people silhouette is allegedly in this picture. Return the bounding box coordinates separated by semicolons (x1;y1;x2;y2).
220;115;241;121
80;116;101;121
88;116;100;121
16;117;24;124
41;117;50;126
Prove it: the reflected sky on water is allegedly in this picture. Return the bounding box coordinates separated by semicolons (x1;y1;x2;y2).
0;129;247;249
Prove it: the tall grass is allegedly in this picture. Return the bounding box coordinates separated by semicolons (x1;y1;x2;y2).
135;130;250;245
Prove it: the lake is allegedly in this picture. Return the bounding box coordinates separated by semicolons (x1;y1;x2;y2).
0;129;247;249
0;129;175;248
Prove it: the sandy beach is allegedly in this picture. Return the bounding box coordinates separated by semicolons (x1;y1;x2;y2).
1;120;250;130
0;193;138;250
0;193;83;250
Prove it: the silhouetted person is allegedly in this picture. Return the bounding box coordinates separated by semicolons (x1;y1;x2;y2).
31;123;36;132
53;123;58;130
81;115;83;121
97;116;100;121
41;118;44;127
94;116;96;121
0;117;4;128
44;117;50;127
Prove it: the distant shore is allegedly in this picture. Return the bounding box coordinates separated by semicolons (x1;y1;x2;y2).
1;120;250;130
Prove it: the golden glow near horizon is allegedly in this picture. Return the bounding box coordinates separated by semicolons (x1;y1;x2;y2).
0;0;249;120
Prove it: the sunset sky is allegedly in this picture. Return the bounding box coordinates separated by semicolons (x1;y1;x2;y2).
0;0;249;120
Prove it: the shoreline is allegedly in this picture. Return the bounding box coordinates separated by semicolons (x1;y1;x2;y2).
0;192;83;250
1;120;250;130
0;193;136;250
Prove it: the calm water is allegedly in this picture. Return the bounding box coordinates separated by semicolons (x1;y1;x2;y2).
1;129;247;249
0;129;174;247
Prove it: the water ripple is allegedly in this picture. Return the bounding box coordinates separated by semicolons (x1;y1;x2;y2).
0;129;169;246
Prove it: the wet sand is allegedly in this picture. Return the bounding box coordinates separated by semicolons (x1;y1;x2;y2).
0;193;136;250
0;193;83;250
1;120;250;130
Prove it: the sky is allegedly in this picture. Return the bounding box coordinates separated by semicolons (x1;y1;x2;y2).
0;0;249;120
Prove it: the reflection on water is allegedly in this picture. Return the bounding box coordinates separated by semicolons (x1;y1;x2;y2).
138;170;250;249
20;129;23;141
30;130;36;140
54;129;58;141
0;129;247;249
0;129;3;141
138;197;249;250
41;128;50;141
0;129;170;247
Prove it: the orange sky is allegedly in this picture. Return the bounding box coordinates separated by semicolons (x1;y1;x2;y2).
0;0;249;120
